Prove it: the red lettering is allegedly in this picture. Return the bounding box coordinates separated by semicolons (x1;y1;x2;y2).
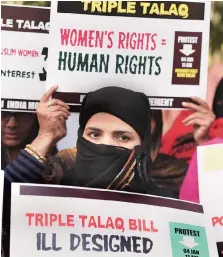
60;28;70;45
137;33;145;50
58;214;66;227
212;216;223;227
118;32;157;50
115;217;124;232
98;216;105;229
145;33;151;51
151;33;157;50
67;215;75;227
26;213;34;226
212;217;218;227
137;219;142;231
129;32;137;49
88;30;94;48
142;220;150;232
18;49;23;56
70;29;77;46
79;215;87;228
45;213;48;226
49;214;57;226
129;219;158;232
25;213;76;227
78;30;88;47
35;213;44;226
118;32;126;49
107;31;114;48
95;30;104;48
129;219;137;231
61;28;114;48
88;216;97;228
150;221;158;232
106;217;115;230
125;33;130;49
17;49;38;57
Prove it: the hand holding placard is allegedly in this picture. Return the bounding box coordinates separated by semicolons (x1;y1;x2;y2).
31;86;70;156
182;96;215;145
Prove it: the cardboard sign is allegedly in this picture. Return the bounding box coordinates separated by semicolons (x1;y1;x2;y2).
1;5;50;112
47;1;210;110
198;143;223;256
10;184;218;256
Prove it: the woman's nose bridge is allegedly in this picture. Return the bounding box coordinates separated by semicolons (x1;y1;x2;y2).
100;133;114;145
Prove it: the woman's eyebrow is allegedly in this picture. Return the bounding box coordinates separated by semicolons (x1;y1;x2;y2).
85;127;102;132
113;131;133;135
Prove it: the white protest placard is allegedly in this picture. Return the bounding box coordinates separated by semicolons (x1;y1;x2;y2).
47;1;210;110
198;143;223;257
10;184;218;256
1;5;50;112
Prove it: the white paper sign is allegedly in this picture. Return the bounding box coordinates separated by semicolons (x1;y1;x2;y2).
47;1;210;110
1;5;50;112
198;143;223;256
10;184;218;256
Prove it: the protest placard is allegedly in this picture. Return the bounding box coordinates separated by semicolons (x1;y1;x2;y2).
10;184;218;256
198;143;223;257
47;1;210;111
1;5;50;112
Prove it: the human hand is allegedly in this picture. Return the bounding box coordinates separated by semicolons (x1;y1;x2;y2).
37;85;70;143
182;97;215;145
31;86;70;156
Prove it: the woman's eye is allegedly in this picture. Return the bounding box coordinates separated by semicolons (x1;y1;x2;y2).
89;132;100;139
118;135;130;142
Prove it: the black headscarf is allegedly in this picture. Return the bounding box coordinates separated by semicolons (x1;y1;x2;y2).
79;87;150;140
73;86;174;197
213;77;223;118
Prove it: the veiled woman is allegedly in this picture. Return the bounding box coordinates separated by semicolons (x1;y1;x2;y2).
5;86;175;196
3;86;177;256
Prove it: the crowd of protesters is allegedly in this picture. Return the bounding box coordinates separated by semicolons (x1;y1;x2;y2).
1;62;223;256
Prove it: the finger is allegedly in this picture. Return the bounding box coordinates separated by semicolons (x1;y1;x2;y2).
59;116;66;123
41;85;58;103
190;96;210;109
57;121;67;138
58;117;67;127
183;112;208;124
184;118;211;127
52;111;69;120
49;99;70;109
48;105;70;116
54;119;67;139
182;102;208;113
183;114;214;126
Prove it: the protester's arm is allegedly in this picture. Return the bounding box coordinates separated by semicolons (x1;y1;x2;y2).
4;149;46;183
4;86;70;184
4;147;68;185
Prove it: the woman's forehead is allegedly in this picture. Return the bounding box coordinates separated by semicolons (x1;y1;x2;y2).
85;112;138;134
